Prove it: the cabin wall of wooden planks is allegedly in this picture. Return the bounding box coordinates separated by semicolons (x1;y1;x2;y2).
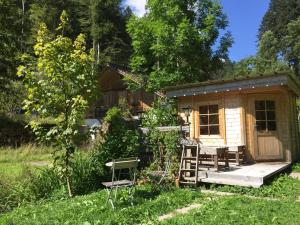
177;85;300;162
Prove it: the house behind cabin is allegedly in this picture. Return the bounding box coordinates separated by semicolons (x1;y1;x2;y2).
165;72;300;163
87;64;155;119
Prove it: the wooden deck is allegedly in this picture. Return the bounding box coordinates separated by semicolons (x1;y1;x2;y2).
197;162;291;188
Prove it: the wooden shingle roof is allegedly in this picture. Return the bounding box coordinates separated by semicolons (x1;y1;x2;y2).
164;72;300;97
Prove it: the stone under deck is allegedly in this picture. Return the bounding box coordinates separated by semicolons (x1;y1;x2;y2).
197;162;291;188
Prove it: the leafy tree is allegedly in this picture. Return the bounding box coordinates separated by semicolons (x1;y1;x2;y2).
228;31;290;78
259;0;300;40
91;107;140;180
127;0;233;91
28;0;132;66
284;17;300;76
28;0;80;41
259;0;300;76
17;12;97;197
0;0;30;113
75;0;133;65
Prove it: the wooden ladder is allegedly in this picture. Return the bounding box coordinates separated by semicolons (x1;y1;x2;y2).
178;143;200;186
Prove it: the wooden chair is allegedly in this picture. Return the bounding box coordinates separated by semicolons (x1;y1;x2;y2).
227;145;246;166
102;157;139;209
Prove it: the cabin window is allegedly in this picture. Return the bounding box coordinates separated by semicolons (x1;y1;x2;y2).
199;104;220;135
255;100;277;131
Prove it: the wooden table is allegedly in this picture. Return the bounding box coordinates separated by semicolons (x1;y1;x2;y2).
199;146;229;171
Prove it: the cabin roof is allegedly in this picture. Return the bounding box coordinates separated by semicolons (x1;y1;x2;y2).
164;72;300;98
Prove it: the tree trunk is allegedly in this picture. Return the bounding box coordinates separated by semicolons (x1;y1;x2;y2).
21;0;25;35
97;42;100;64
21;0;25;51
65;148;73;197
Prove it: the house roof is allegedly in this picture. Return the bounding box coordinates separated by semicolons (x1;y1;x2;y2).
164;72;300;98
105;63;166;98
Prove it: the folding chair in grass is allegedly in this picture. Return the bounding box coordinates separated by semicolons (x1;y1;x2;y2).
102;157;139;209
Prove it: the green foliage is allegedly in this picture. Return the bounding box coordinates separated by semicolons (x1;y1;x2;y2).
259;0;300;76
18;13;97;197
284;17;300;75
91;107;140;179
127;0;233;91
147;129;180;176
78;0;133;64
0;145;101;213
142;98;180;181
292;163;300;172
70;152;99;195
259;0;300;41
229;30;291;77
142;98;177;128
0;0;29;115
0;186;204;225
0;81;26;115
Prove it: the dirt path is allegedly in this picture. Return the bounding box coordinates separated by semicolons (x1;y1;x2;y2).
27;161;50;167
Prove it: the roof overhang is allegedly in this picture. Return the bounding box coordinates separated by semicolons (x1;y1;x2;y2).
165;73;300;98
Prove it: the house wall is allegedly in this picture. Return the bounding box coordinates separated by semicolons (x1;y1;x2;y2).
87;68;155;118
177;94;244;146
177;86;300;162
287;92;300;161
224;95;244;146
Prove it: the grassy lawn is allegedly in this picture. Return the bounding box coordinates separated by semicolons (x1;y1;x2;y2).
1;184;300;225
202;174;300;201
0;144;52;180
0;186;204;225
1;146;300;224
160;196;300;225
292;163;300;173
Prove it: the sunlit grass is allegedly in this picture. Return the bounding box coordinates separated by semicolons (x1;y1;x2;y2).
0;144;53;179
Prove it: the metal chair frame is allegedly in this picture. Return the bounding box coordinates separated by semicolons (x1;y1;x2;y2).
102;157;139;209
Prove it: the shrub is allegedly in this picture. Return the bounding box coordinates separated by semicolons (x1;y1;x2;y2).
71;152;99;195
91;107;141;181
0;175;18;213
0;114;33;146
141;98;181;184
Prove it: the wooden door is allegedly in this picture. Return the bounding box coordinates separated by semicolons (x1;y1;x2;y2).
248;95;283;161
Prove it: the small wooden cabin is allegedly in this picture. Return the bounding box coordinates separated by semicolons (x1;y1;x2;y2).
165;73;300;163
87;64;155;118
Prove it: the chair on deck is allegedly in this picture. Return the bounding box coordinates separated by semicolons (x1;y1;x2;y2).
102;157;139;209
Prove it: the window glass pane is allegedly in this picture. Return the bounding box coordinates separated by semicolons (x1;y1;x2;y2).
209;105;218;114
267;121;277;131
256;121;266;131
255;101;265;110
255;111;266;120
209;115;219;125
266;101;275;110
200;126;208;135
199;106;208;114
200;115;208;125
266;111;276;120
209;125;220;135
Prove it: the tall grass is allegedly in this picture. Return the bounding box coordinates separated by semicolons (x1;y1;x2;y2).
0;144;53;164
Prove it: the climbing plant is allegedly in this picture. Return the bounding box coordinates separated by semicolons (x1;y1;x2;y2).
142;98;180;178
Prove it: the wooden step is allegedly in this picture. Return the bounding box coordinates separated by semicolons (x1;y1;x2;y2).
179;181;196;185
182;157;197;160
180;169;196;172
